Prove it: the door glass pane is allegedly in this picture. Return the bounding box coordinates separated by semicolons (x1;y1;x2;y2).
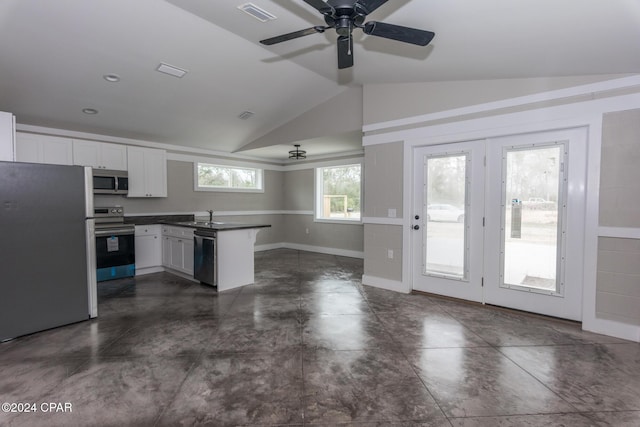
424;154;468;278
502;145;562;292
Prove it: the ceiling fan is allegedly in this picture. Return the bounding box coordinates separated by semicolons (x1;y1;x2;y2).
259;0;435;69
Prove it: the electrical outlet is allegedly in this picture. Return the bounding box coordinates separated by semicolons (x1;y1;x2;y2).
387;249;394;259
305;228;309;235
388;208;396;218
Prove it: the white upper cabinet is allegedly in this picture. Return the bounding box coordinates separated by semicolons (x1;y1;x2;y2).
73;140;127;170
127;146;167;197
15;133;73;165
0;111;16;161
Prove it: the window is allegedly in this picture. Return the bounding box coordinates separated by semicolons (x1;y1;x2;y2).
195;163;263;192
315;163;362;222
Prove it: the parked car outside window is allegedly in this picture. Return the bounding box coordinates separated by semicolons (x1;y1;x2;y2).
427;204;465;223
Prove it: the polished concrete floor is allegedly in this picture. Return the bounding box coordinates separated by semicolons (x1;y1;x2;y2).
1;249;639;426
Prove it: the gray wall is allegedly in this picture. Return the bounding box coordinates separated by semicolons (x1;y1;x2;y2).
282;168;364;254
96;160;285;246
363;142;404;281
283;169;313;211
360;75;635;291
98;160;284;213
98;159;364;253
363;75;629;125
596;109;640;325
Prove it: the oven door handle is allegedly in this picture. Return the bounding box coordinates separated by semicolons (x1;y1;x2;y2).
95;228;135;237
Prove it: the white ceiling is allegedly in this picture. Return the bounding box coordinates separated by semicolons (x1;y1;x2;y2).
1;0;639;161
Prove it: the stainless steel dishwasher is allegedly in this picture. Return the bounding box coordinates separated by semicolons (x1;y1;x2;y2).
194;230;217;286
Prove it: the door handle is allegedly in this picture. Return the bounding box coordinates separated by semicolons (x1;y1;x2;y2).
413;225;420;230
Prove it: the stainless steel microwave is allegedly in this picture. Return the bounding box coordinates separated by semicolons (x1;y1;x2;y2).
92;169;128;195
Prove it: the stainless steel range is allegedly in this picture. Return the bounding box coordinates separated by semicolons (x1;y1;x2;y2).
93;206;135;281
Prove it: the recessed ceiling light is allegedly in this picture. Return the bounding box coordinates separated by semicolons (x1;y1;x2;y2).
237;3;277;22
156;62;188;78
82;108;98;115
103;73;121;82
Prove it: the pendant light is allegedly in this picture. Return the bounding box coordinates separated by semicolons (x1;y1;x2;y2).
289;144;306;160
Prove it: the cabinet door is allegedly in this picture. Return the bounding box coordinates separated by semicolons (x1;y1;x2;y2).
135;225;162;270
41;137;73;165
144;148;167;197
16;133;73;165
73;140;100;168
183;240;194;275
127;146;166;197
135;235;160;269
162;236;172;267
15;134;40;163
100;143;127;170
126;147;147;197
0;111;15;161
73;140;127;170
170;238;184;271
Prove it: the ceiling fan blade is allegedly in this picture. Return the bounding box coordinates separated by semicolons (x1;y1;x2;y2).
354;0;388;15
363;21;435;46
260;26;326;45
303;0;335;14
337;35;354;69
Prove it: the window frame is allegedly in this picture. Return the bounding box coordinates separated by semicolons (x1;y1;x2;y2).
194;162;264;193
314;161;363;224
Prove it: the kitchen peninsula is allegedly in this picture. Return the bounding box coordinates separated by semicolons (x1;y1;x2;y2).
129;215;270;292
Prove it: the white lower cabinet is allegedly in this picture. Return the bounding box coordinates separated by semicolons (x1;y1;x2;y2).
134;225;162;274
161;226;194;276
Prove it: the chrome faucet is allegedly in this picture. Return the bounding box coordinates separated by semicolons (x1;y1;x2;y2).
207;210;214;222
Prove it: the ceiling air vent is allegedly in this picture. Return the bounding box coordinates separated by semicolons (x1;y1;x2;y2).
238;111;255;120
156;63;188;78
237;3;277;22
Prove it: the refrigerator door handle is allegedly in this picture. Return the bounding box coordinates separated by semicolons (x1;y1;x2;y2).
86;219;98;318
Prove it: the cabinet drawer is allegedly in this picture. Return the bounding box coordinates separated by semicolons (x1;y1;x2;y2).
162;225;195;239
135;224;161;237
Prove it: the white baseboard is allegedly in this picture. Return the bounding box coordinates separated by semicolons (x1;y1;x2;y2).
583;317;640;343
135;266;164;276
255;242;364;259
362;274;410;294
255;242;286;252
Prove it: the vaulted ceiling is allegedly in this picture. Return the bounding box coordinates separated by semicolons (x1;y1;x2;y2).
1;0;639;161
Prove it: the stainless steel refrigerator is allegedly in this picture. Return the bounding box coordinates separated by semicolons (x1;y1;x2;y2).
0;160;97;342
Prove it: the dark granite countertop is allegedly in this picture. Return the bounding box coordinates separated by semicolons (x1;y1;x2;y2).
124;214;194;225
124;215;270;232
161;220;271;232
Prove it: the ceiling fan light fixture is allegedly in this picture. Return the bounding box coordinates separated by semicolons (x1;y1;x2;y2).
82;108;98;115
238;3;277;22
289;144;306;160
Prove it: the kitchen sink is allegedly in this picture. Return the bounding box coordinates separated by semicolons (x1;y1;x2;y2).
176;221;225;226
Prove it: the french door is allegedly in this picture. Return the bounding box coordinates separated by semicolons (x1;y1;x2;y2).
411;128;587;320
411;141;485;302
